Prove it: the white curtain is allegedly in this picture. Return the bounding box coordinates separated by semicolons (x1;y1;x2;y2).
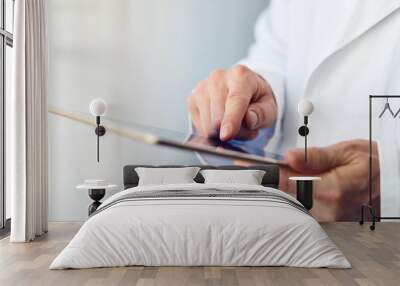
8;0;48;242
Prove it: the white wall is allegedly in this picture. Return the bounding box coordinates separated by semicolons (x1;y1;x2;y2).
48;0;269;221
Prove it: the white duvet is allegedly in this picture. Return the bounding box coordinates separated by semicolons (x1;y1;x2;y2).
50;183;350;269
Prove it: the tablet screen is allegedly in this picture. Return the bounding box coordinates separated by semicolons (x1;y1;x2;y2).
185;133;285;165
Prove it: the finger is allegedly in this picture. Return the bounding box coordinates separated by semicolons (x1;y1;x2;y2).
234;159;254;166
187;95;202;133
207;70;227;131
244;93;277;130
283;140;378;221
220;89;252;141
192;81;215;137
279;166;338;221
284;145;340;174
196;95;214;137
280;164;346;221
219;66;258;141
282;152;341;212
278;166;299;197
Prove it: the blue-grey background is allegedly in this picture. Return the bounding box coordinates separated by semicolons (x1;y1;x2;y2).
48;0;270;221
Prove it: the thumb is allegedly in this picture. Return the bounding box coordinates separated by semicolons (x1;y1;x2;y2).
243;95;277;131
285;145;340;174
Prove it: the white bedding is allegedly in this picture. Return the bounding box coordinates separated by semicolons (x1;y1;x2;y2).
50;183;351;269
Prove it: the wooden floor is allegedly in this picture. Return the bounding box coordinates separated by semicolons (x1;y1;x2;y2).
0;222;399;286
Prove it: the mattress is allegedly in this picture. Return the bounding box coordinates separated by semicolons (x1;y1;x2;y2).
50;183;351;269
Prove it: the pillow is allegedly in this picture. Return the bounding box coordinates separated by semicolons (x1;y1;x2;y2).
135;167;201;186
200;169;266;185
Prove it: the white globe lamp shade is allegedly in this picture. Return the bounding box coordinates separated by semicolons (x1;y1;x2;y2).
89;98;107;117
298;99;314;116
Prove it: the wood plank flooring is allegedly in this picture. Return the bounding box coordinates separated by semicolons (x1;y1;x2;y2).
0;222;399;286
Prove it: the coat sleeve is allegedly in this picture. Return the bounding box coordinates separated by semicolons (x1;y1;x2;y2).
239;0;289;152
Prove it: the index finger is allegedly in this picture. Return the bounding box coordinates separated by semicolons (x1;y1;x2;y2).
284;146;340;174
220;90;251;141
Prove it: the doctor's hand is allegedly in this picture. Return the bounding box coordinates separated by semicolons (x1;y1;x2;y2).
187;65;277;141
280;140;380;221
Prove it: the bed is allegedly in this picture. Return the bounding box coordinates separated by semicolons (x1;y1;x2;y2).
50;165;350;269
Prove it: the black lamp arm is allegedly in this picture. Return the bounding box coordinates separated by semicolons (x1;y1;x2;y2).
298;116;309;162
94;116;106;162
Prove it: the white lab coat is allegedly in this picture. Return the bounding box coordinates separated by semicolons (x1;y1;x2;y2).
240;0;400;217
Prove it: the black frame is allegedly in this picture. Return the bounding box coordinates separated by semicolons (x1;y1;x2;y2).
0;0;14;232
360;95;400;230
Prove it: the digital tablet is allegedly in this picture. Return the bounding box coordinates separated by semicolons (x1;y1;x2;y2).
48;107;287;166
184;133;286;165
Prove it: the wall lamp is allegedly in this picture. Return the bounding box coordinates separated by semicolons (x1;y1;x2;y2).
89;98;107;162
298;99;314;162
